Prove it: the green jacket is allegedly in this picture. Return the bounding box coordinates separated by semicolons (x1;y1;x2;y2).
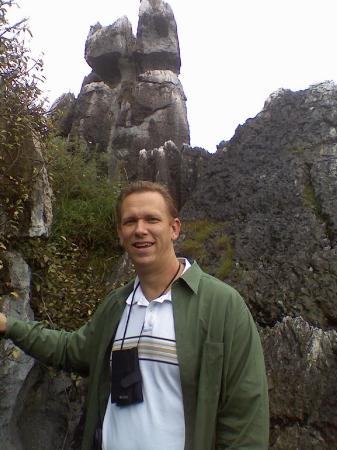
4;262;269;450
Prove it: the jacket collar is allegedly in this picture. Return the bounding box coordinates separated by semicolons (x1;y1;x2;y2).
179;260;202;294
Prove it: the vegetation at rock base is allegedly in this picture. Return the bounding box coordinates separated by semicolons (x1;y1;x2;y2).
0;0;46;253
287;146;305;153
303;180;321;217
0;1;124;330
215;234;233;279
18;139;125;330
179;220;234;280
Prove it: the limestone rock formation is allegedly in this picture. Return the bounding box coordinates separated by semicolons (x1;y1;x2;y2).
181;81;337;329
135;0;181;73
1;133;52;239
179;80;337;447
28;139;53;238
49;92;76;138
138;141;209;209
63;0;189;180
0;253;34;449
262;316;337;449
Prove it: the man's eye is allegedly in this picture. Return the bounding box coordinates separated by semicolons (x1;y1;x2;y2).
148;218;160;223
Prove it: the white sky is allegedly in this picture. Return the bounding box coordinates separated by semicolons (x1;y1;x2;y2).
9;0;337;152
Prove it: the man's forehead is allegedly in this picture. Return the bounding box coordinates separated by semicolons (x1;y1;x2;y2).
120;191;169;214
122;191;165;205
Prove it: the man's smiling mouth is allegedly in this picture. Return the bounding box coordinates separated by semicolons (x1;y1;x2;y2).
133;242;154;248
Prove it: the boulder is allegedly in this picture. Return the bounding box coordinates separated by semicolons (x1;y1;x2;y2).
262;317;337;449
135;0;181;73
0;252;34;449
49;92;76;137
66;0;189;179
85;17;136;84
0;131;52;239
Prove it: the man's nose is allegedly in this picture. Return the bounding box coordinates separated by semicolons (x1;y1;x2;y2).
135;220;147;235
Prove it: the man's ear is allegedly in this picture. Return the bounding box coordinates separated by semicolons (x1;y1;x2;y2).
117;227;124;246
171;218;181;241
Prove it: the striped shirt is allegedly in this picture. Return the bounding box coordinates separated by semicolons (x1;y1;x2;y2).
102;259;190;450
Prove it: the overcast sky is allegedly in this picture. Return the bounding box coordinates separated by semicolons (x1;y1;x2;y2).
9;0;337;152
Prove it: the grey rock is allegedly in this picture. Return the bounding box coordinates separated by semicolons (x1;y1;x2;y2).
262;316;337;449
137;141;209;209
14;364;85;450
85;16;136;83
28;138;53;238
0;252;34;449
69;81;121;155
0;252;84;449
66;0;189;179
180;81;337;330
49;92;76;137
135;0;181;74
0;131;52;239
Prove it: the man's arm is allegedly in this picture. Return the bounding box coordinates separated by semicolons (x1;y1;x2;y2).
0;312;7;335
217;299;269;450
0;312;93;376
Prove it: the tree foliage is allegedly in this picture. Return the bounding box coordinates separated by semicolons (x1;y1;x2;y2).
0;0;48;295
0;2;124;329
18;138;124;330
0;0;47;142
48;137;121;250
0;0;47;244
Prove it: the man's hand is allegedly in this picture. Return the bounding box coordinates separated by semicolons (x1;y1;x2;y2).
0;313;7;335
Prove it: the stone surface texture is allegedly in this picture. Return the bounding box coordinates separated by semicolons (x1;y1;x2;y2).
181;81;337;330
49;92;76;137
179;81;337;448
138;140;209;209
0;252;34;449
262;316;337;449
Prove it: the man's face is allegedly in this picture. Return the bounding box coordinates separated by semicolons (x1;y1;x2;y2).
117;191;181;271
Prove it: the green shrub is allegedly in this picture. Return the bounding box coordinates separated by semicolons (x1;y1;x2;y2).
215;235;233;279
47;137;122;249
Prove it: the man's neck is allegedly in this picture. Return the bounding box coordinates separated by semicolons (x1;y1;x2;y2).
136;258;183;301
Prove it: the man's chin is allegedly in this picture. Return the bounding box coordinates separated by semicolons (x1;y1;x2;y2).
129;253;155;268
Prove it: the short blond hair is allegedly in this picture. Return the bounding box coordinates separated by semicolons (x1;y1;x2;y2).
116;181;178;224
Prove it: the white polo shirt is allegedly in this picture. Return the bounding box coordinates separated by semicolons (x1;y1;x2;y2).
102;259;190;450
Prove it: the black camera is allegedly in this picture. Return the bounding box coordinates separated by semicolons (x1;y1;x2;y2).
110;347;143;406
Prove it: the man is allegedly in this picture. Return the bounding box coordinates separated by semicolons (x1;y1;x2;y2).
0;181;269;449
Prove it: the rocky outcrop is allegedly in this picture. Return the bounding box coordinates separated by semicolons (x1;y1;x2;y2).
28;138;53;238
0;252;34;448
49;93;76;138
262;316;337;449
135;0;181;73
63;0;189;180
179;81;337;447
181;81;337;330
1;133;52;239
138;141;209;209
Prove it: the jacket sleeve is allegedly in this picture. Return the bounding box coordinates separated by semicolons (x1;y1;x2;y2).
4;316;95;376
216;298;269;449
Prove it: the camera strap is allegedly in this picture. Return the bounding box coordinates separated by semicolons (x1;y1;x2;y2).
120;261;181;349
111;261;182;406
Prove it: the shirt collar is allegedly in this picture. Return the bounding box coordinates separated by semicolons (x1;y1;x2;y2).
125;258;192;305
